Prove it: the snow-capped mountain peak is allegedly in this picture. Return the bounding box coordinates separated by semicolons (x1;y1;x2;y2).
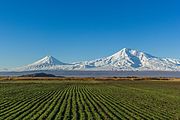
74;48;180;71
110;48;155;60
32;56;66;66
15;56;68;71
13;48;180;71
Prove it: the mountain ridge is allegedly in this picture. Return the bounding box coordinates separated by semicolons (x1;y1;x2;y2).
9;48;180;71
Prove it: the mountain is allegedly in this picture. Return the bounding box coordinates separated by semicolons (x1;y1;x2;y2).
16;56;70;71
14;48;180;71
20;73;57;77
75;48;180;71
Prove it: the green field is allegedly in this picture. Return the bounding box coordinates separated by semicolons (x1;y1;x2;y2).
0;80;180;120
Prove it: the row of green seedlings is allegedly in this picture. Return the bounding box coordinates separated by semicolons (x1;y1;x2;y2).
87;86;148;119
0;84;54;113
106;85;174;119
27;85;71;120
81;86;127;120
112;84;176;118
0;90;57;120
89;85;172;120
0;90;53;118
80;85;113;120
16;89;63;120
0;90;49;114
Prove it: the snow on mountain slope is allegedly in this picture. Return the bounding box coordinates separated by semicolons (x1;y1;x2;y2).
30;56;67;66
72;48;180;71
16;56;71;71
14;48;180;71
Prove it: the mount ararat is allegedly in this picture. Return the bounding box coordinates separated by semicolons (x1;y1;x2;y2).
11;48;180;71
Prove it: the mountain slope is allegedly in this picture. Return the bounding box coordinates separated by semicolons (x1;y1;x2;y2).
72;48;180;71
14;48;180;71
16;56;70;71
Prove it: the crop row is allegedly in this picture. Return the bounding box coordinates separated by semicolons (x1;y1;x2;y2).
0;82;179;120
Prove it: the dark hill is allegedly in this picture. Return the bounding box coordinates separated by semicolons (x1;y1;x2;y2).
20;73;57;77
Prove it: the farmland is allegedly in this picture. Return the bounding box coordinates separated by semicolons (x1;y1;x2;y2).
0;79;180;120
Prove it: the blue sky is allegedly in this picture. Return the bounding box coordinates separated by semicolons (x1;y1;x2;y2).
0;0;179;68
